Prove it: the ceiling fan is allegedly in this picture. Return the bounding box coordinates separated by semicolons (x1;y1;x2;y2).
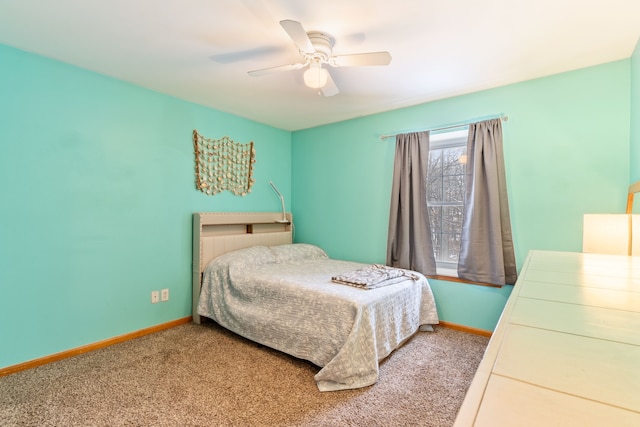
248;20;392;96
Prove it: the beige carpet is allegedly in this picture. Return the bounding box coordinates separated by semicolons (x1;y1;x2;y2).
0;321;488;426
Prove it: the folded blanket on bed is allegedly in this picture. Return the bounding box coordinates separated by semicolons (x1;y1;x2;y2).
331;264;420;290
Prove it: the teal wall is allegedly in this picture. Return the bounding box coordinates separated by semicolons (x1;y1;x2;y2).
0;45;291;369
631;39;640;184
292;60;631;331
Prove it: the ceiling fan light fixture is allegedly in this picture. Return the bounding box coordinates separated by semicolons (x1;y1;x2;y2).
303;61;328;89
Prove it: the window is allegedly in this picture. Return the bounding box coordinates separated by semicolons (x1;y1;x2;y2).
427;129;468;276
388;118;515;285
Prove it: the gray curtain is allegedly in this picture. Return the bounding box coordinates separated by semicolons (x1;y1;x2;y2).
386;131;437;276
458;119;517;285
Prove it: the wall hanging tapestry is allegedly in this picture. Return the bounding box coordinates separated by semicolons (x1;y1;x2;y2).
192;130;256;196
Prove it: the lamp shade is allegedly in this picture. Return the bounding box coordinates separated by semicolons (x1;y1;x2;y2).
303;62;328;89
583;214;640;256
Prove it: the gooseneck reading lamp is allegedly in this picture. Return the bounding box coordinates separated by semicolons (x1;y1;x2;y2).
269;181;290;224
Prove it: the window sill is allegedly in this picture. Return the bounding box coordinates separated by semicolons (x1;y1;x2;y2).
426;274;505;288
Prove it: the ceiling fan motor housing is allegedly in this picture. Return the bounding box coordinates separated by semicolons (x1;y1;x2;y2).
306;31;334;62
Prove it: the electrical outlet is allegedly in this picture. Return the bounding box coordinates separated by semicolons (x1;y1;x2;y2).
161;289;169;302
151;291;160;304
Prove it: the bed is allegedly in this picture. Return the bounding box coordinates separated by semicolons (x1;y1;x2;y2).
192;212;439;391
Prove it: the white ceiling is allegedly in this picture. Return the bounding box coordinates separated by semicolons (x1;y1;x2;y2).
1;0;639;131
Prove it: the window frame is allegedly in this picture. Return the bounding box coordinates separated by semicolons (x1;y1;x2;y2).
427;129;468;277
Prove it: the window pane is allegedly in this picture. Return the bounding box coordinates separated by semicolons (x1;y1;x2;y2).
428;206;443;262
428;206;441;236
443;175;464;202
427;150;443;202
442;206;463;234
428;176;443;202
429;149;443;176
444;232;461;262
443;146;466;177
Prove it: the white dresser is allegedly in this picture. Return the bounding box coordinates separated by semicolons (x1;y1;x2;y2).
454;250;640;426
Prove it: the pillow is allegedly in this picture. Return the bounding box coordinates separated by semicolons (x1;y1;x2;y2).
269;243;328;263
208;245;276;272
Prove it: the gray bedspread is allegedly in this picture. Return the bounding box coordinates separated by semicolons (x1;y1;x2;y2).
197;244;439;391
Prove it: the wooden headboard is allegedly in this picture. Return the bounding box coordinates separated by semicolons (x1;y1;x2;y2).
192;212;293;324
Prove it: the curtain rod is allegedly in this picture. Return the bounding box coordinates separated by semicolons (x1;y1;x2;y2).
379;114;508;140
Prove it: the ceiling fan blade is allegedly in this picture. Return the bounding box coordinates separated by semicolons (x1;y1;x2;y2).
210;46;286;64
280;20;315;54
321;71;339;97
248;62;304;77
330;51;392;67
